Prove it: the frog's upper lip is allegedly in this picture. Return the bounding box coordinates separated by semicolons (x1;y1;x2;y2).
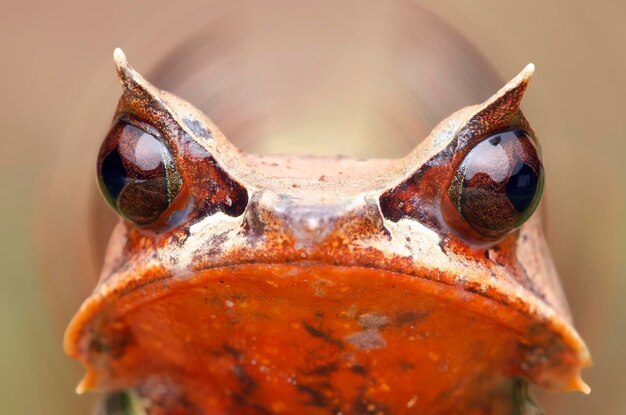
65;259;591;394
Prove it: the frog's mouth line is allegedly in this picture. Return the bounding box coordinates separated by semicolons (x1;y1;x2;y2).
67;262;590;395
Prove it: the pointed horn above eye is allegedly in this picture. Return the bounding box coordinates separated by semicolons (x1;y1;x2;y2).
112;48;171;120
113;47;129;76
113;48;151;93
453;64;535;147
484;63;535;112
110;48;229;150
113;47;135;87
113;47;164;102
473;63;535;123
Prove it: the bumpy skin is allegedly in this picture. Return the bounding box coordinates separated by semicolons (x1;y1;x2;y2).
65;50;590;415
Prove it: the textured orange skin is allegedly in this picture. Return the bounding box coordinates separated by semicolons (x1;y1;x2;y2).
64;51;590;414
73;264;568;414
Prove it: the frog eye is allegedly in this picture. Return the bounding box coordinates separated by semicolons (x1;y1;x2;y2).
445;129;544;240
97;118;183;226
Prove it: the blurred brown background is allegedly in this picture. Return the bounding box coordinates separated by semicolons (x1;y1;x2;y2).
1;1;624;414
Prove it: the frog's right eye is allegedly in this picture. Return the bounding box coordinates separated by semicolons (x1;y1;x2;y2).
444;129;543;241
97;118;183;227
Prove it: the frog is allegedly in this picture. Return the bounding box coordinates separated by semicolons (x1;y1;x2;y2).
64;48;590;415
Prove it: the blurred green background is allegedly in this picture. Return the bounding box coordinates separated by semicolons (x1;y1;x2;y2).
1;1;624;414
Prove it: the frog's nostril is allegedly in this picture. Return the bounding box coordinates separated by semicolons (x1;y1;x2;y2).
302;217;323;232
283;206;338;248
242;192;348;248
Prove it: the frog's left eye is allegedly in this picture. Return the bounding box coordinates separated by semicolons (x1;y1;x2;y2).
97;118;183;226
445;129;544;240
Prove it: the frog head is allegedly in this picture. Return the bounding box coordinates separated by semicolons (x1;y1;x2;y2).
65;49;590;414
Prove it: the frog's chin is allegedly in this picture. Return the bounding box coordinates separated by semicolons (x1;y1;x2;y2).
65;262;589;413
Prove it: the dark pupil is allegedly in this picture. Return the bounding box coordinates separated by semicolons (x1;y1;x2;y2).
506;162;538;212
101;147;126;200
98;122;182;226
